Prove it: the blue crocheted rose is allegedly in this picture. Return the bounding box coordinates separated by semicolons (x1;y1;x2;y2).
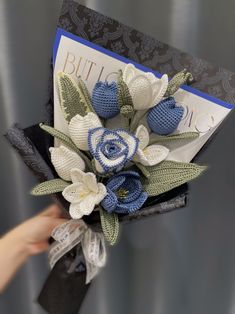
88;127;139;174
147;97;184;135
101;171;148;214
92;81;120;119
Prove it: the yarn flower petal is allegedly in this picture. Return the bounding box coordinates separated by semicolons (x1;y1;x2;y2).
122;63;168;110
88;127;139;174
92;81;120;119
68;112;102;151
101;171;148;214
134;125;169;166
49;145;85;181
62;168;107;219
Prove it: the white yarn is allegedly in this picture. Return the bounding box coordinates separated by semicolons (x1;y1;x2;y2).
50;145;85;181
69;112;102;151
122;63;168;110
134;125;169;166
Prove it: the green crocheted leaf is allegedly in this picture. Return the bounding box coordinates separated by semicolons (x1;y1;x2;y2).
165;69;194;97
149;132;199;145
57;72;93;122
117;70;134;119
39;123;93;171
142;161;206;197
31;179;69;196
100;208;119;246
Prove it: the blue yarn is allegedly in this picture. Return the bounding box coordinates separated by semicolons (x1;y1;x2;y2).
92;81;120;119
101;171;148;214
147;97;184;135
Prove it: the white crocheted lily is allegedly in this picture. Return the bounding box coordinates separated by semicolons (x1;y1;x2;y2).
69;112;102;151
62;169;107;219
88;127;139;174
50;145;85;181
134;125;169;166
123;63;168;110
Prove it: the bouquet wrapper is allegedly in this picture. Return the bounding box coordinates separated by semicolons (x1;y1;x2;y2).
5;1;235;313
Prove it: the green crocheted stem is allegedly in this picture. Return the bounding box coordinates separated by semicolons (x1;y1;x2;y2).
135;162;150;178
142;161;207;197
165;69;194;97
99;207;119;246
117;70;134;119
149;131;199;145
57;72;93;122
31;179;69;196
39;123;93;171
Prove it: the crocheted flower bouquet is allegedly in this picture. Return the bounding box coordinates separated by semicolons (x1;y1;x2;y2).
30;63;206;281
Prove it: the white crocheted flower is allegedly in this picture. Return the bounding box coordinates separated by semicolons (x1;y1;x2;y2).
134;125;169;166
69;112;102;151
123;63;168;110
88;127;139;174
50;145;85;181
62;169;107;219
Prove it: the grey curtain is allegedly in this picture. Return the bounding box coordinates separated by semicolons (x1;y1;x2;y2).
1;1;235;314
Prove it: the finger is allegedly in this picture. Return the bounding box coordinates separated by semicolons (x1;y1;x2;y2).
49;218;69;233
40;204;63;218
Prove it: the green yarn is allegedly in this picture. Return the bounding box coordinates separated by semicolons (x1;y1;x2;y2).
99;207;119;246
39;123;93;171
31;179;69;196
57;72;93;122
117;70;134;119
142;160;206;196
165;69;194;97
135;162;151;178
149;131;199;145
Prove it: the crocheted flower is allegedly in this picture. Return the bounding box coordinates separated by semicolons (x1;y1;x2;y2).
92;81;120;119
101;171;148;214
122;63;168;110
49;145;85;181
88;127;139;174
147;97;184;135
69;112;102;151
133;125;169;166
62;169;107;219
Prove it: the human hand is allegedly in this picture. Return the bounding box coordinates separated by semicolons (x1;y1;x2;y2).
5;204;68;256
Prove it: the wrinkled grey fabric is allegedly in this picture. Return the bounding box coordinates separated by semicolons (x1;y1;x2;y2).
1;1;235;314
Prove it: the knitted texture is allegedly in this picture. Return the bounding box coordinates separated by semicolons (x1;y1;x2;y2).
68;112;102;151
117;71;134;118
57;72;93;122
134;125;169;166
99;208;119;245
92;81;120;119
165;69;194;97
122;63;168;110
149;131;199;145
147;97;184;135
50;145;85;181
101;171;148;214
62;169;107;219
88;127;139;174
39;123;92;171
142;161;207;197
31;179;69;196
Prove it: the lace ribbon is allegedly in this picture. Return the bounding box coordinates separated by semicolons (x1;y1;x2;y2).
48;219;106;284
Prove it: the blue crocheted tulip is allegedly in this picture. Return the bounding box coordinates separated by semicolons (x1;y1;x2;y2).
147;97;184;135
92;81;120;119
101;171;148;214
